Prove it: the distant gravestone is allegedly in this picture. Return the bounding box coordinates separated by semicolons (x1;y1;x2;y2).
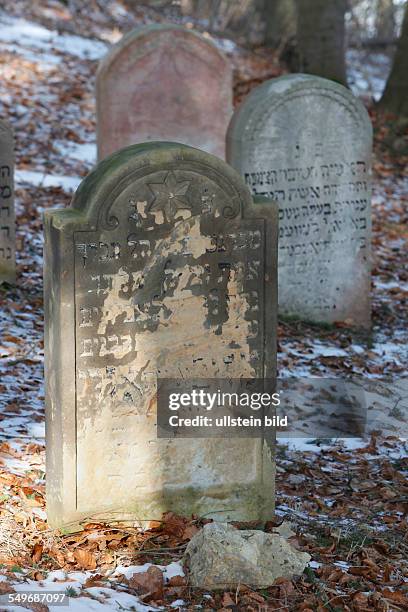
227;74;372;327
44;142;277;529
0;120;15;284
96;25;232;161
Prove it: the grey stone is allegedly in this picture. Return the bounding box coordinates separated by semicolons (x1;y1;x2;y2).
96;25;233;161
0;120;15;284
227;74;372;327
272;520;296;539
44;142;278;530
183;522;311;589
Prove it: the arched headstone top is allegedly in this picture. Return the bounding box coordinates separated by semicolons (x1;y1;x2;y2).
59;142;254;230
96;26;232;160
227;74;373;152
96;24;230;81
0;120;14;138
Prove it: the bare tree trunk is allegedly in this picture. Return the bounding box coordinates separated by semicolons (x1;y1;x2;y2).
295;0;348;85
180;0;217;21
181;0;265;44
375;0;396;42
379;2;408;117
264;0;296;48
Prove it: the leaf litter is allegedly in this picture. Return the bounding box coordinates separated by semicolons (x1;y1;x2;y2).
0;1;406;610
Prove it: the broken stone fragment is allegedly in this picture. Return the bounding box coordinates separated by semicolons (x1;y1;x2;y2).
183;522;311;589
272;520;296;539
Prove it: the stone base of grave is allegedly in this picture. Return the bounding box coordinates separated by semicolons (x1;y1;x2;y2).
47;452;275;531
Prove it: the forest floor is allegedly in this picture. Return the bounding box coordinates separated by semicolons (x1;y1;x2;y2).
0;1;407;611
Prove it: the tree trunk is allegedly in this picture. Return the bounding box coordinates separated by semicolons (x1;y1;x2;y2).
379;2;408;117
181;0;265;45
180;0;218;21
264;0;296;48
375;0;396;42
295;0;348;85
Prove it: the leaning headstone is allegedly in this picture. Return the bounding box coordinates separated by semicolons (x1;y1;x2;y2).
96;25;232;161
0;120;15;284
44;142;277;529
227;74;372;327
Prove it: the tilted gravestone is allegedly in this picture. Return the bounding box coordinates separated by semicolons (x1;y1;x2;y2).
0;120;15;284
96;25;232;161
44;142;277;529
227;74;372;327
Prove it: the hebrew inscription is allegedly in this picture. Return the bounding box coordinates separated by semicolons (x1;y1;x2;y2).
227;75;372;326
0;121;15;284
44;143;277;528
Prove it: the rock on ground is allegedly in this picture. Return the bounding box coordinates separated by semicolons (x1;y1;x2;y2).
183;522;311;589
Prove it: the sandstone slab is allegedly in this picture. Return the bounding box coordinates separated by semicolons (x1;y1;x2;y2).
227;74;372;327
96;25;232;160
44;142;278;529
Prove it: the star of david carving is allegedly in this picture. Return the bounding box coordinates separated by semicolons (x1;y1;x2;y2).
147;172;192;220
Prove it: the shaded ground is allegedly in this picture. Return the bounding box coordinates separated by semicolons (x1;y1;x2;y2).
0;1;406;610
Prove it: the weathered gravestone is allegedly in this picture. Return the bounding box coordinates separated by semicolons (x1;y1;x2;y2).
227;74;372;327
0;120;15;284
44;142;277;529
96;25;232;161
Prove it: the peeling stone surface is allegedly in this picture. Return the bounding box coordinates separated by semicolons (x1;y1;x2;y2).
227;74;372;327
44;142;278;529
96;25;233;160
183;522;311;589
0;120;15;284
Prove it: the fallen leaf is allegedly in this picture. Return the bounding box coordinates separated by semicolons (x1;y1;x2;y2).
129;565;163;601
167;575;186;586
221;592;235;607
31;543;43;564
73;549;96;570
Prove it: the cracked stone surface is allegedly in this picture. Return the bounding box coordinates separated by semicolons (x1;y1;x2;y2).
183;522;311;589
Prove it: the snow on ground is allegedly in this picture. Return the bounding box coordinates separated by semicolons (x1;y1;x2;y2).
15;170;81;191
347;48;391;101
0;14;107;60
0;562;185;611
54;141;97;166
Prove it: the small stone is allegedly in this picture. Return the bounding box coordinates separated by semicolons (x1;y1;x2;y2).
183;522;311;589
287;473;305;485
273;521;296;538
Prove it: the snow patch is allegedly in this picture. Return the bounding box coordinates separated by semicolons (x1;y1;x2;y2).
54;141;97;166
0;14;107;61
15;170;81;191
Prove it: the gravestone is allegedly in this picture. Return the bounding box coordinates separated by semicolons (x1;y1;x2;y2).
0;120;15;284
96;25;232;161
44;142;278;529
227;74;372;327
